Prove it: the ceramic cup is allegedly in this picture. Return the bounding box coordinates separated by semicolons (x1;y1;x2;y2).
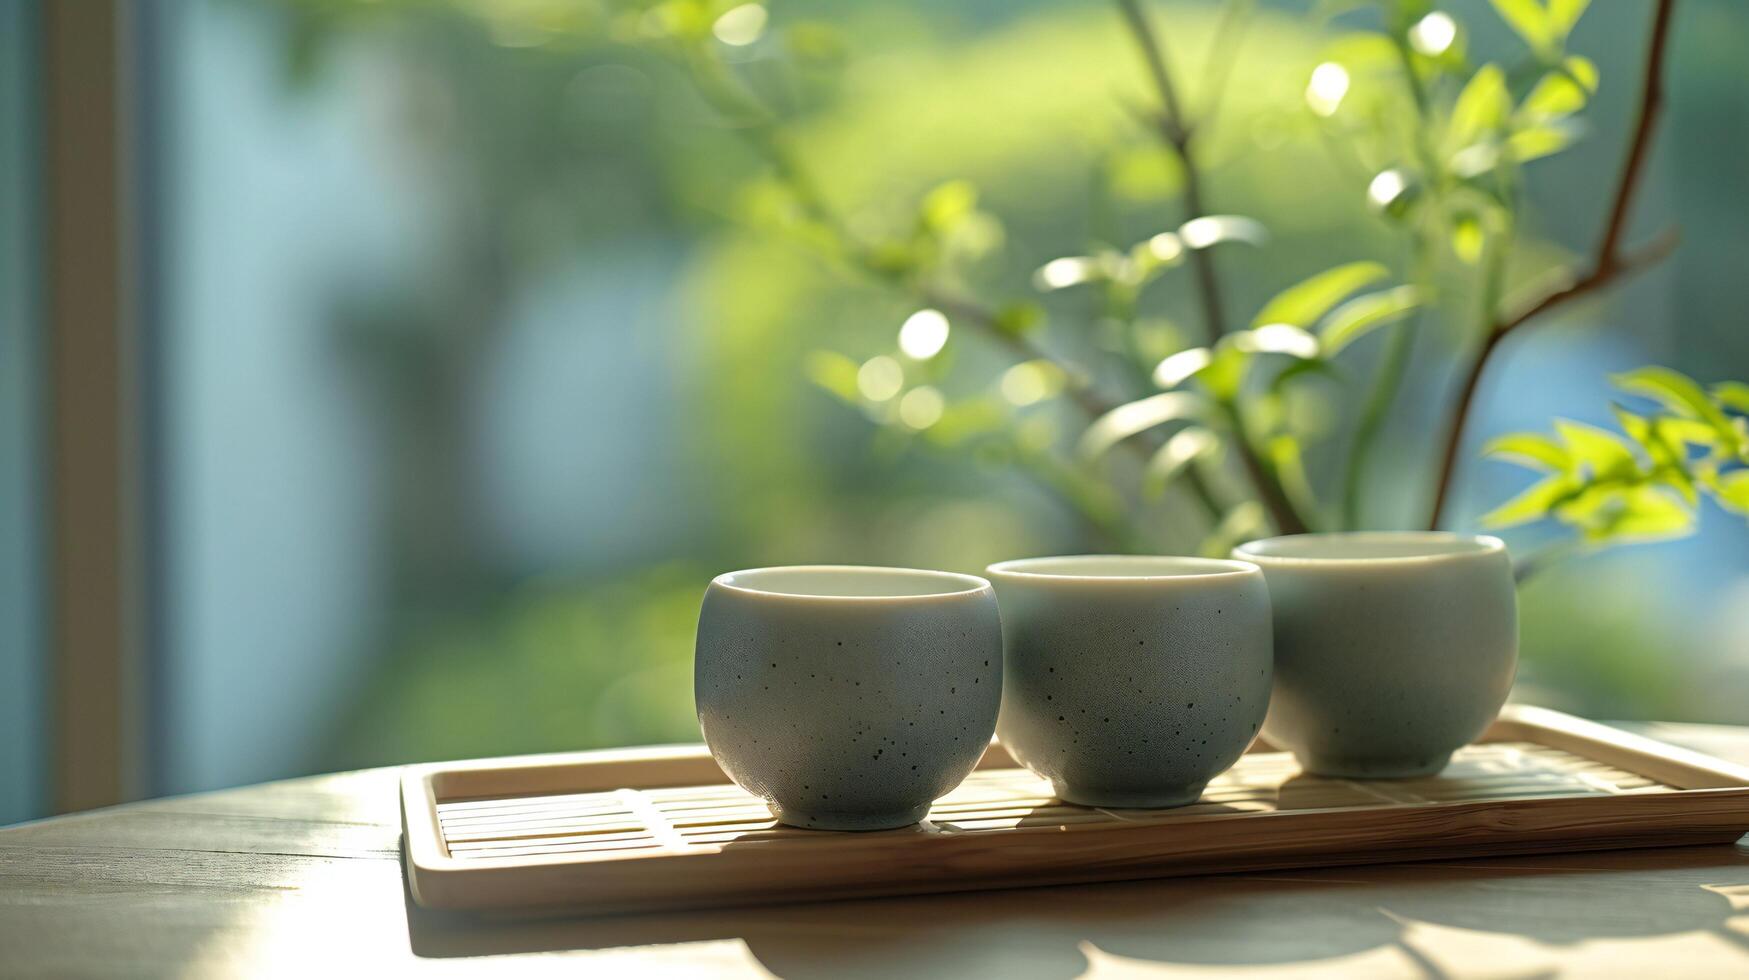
695;565;1002;831
1232;532;1517;779
984;555;1272;808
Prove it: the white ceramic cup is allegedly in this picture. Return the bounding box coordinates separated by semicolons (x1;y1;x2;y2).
985;555;1272;807
1232;532;1517;778
695;566;1003;830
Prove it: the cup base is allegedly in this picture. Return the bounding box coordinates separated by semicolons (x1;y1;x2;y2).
768;801;931;832
1294;752;1454;780
1051;782;1208;809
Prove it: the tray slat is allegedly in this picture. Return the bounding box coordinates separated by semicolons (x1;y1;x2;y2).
401;705;1749;914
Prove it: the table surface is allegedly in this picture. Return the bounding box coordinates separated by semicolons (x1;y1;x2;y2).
5;722;1749;979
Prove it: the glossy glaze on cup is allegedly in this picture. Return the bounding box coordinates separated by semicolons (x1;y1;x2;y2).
1233;533;1517;779
986;556;1272;808
695;566;1002;831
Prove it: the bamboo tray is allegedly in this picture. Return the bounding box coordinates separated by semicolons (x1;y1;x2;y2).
400;705;1749;914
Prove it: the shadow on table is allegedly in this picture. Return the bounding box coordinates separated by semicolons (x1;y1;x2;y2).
403;840;1749;978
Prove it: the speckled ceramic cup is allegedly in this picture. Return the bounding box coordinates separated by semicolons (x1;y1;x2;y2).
695;565;1002;831
985;556;1272;808
1232;532;1517;779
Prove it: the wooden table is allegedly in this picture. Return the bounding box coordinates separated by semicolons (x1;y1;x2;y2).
5;722;1749;978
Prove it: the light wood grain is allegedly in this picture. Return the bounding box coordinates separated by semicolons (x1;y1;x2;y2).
401;706;1749;914
4;716;1749;979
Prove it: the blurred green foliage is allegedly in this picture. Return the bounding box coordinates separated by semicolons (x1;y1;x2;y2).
1484;367;1749;553
329;567;706;765
245;0;1749;768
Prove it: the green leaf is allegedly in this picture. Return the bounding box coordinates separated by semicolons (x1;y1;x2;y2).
1566;484;1695;543
1318;286;1421;356
1033;256;1103;291
1130;232;1186;276
994;301;1044;336
1520;66;1590;120
920;180;978;231
1447;64;1511;157
1611;366;1736;437
1235;324;1320;359
1554;418;1639;479
1508;121;1581;163
1270;356;1342;395
803;350;862;403
1711;470;1749;515
1452;214;1486;265
1179;215;1269;250
1143;426;1220;497
1367;168;1421;219
1613;401;1709;455
1482;473;1576;528
1078;392;1205;459
1714;381;1749;414
1614;406;1700;504
1619;411;1715;448
1489;0;1551;52
1546;0;1592;38
1200;501;1267;559
1195;344;1251;402
1153;347;1215;389
1563;54;1599;92
1252;261;1388;329
1484;432;1570;471
1270;433;1320;523
1613;401;1684;469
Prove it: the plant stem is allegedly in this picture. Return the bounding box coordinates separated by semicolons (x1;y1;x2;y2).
1425;0;1680;530
1341;288;1420;529
1113;0;1310;534
1114;0;1224;346
1195;0;1256;157
1340;29;1439;531
925;287;1229;524
1216;399;1305;536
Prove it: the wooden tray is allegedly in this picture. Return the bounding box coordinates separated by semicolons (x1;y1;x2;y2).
400;705;1749;914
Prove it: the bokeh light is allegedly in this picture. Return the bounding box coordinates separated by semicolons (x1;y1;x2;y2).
897;309;950;360
857;355;904;402
1305;62;1349;117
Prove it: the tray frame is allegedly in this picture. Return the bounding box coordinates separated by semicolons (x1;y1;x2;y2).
401;705;1749;914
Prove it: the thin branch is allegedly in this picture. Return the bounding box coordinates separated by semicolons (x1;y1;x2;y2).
1426;0;1679;530
1595;0;1676;269
1114;0;1309;534
1115;0;1226;343
1115;0;1191;145
1342;35;1439;530
1342;290;1420;528
1196;0;1256;139
924;287;1229;523
683;47;1224;531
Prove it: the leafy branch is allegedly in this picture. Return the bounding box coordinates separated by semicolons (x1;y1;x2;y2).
1115;0;1310;535
683;20;1230;535
357;0;1729;574
1425;0;1680;530
1482;367;1749;578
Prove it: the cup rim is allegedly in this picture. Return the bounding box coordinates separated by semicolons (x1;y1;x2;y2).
985;554;1259;583
710;564;992;601
1232;531;1506;566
